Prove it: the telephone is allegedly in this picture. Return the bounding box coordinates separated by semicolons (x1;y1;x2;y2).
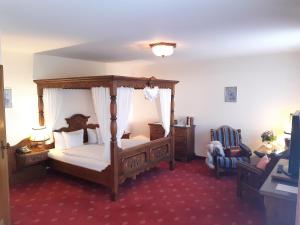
16;146;32;154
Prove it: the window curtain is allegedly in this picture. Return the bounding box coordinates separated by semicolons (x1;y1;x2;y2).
159;89;172;137
43;88;63;133
117;87;134;147
91;87;111;163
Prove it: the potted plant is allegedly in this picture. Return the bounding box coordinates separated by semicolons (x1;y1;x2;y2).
261;130;277;149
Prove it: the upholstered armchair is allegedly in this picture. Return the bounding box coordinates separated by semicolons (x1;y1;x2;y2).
210;126;252;177
236;151;287;200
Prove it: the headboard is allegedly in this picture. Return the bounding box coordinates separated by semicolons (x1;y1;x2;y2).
54;114;99;143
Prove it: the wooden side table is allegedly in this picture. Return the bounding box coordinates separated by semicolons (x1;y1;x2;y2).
11;147;49;184
148;123;195;162
260;159;297;225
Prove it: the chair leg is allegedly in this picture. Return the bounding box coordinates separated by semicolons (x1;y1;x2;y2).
237;169;242;197
169;160;175;171
236;184;242;197
215;166;220;178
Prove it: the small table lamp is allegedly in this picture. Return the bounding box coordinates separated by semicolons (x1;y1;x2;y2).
30;127;50;148
284;113;292;150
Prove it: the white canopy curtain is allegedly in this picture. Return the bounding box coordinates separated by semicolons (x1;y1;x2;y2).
116;87;134;147
159;89;172;137
91;87;111;163
43;88;63;135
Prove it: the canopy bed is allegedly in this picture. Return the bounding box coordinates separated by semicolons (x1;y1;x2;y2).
34;75;178;200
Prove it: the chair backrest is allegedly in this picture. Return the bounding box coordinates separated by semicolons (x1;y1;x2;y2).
210;125;241;149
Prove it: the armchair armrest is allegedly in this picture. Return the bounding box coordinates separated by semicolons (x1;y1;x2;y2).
237;160;265;197
237;161;265;190
238;160;263;176
239;143;252;157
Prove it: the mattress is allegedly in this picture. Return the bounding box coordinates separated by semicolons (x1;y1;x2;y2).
121;136;150;149
48;137;150;172
48;144;109;172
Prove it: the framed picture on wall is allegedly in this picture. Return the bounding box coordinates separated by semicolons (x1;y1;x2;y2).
4;88;12;108
224;86;237;102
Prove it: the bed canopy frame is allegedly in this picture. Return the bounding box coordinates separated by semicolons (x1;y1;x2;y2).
34;75;179;200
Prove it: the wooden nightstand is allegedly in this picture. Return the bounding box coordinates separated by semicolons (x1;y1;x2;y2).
148;123;195;162
16;148;49;169
9;144;49;185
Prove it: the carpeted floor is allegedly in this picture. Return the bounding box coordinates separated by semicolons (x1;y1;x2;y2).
10;159;264;225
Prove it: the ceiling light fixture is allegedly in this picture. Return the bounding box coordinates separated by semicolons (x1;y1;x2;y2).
149;42;176;57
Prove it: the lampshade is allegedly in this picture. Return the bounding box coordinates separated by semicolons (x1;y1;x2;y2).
284;113;293;135
30;127;50;142
149;42;176;57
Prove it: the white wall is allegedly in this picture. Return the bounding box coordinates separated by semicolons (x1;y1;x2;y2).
3;51;38;144
3;53;107;145
33;54;106;79
106;51;300;156
54;89;97;129
128;90;160;137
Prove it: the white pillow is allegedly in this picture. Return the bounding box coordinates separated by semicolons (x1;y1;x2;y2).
62;129;84;149
96;127;104;144
53;132;66;149
87;128;98;144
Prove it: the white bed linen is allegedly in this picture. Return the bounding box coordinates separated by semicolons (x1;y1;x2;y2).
121;136;150;149
48;144;108;172
48;137;150;172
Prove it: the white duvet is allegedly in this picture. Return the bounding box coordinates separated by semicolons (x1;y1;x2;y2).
48;136;150;172
121;136;149;149
62;144;104;161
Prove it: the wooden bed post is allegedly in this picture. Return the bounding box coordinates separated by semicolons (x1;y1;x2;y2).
37;86;45;126
169;85;175;170
110;83;119;201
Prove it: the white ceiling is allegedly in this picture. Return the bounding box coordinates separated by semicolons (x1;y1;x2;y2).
0;0;300;61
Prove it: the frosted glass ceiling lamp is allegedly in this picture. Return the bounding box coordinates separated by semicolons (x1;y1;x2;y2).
149;42;176;57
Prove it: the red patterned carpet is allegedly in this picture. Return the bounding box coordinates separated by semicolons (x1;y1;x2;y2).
10;159;264;225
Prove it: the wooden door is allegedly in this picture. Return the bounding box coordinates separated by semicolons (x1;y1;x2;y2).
0;65;10;225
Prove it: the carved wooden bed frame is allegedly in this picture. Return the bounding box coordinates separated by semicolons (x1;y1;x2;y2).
34;75;178;201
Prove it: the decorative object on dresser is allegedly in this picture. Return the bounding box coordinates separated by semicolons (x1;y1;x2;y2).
207;126;252;177
8;138;50;185
149;116;195;162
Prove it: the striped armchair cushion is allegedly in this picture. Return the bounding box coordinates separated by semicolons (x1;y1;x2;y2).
211;126;241;149
217;156;250;169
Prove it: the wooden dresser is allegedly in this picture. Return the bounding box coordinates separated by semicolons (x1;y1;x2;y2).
148;123;195;162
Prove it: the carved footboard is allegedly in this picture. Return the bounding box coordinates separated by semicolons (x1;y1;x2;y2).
118;137;173;184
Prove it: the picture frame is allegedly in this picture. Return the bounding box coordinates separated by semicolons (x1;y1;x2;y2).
4;88;12;108
224;86;237;102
